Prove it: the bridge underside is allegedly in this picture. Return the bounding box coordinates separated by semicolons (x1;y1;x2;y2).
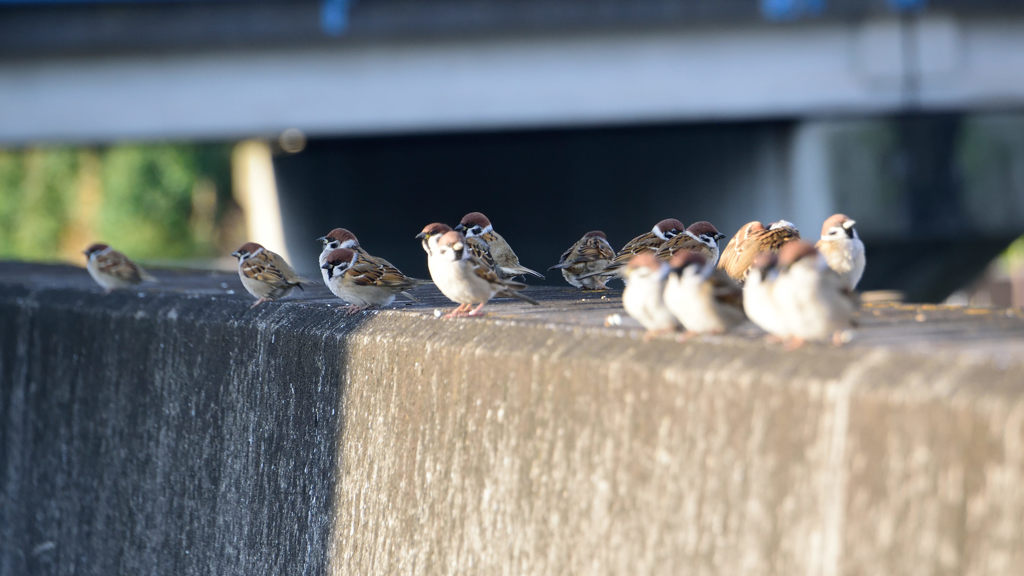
2;13;1024;144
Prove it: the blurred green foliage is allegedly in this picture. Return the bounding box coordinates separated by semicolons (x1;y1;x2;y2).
0;144;236;262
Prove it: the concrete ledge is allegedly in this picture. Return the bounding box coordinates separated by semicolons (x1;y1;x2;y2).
2;263;1024;575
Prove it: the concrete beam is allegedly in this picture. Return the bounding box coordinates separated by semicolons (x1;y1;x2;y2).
3;16;1024;144
2;262;1024;575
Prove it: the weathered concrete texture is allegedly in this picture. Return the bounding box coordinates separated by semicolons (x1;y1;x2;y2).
332;315;1024;576
0;267;359;576
2;263;1024;576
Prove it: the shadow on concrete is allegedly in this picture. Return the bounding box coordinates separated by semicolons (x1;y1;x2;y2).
0;273;371;576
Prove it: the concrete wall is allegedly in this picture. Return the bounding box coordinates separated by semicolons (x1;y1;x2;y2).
0;282;350;575
2;266;1024;575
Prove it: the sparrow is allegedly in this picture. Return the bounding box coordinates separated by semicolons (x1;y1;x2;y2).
231;242;308;308
455;211;544;279
583;218;687;283
621;252;679;339
416;222;453;256
316;228;359;284
815;213;865;291
416;222;496;269
321;248;427;314
83;243;154;292
663;251;745;337
549;230;616;290
317;227;426;298
425;230;538;318
654;221;726;267
742;252;786;340
772;240;858;347
717;219;800;284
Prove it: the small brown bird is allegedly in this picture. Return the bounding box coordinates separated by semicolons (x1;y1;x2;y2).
742;252;786;340
773;240;857;347
549;230;616;290
231;242;308;308
584;217;687;283
425;230;538;318
663;251;745;337
717;219;800;283
316;227;426;302
321;248;427;314
456;211;543;279
417;222;496;270
621;252;679;339
83;243;154;292
655;221;726;266
416;222;453;256
815;213;865;291
316;228;360;284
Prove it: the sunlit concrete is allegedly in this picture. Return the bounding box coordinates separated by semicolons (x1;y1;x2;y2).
2;263;1024;575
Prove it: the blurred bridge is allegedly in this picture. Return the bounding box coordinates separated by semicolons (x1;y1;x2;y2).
1;0;1023;142
2;0;1024;302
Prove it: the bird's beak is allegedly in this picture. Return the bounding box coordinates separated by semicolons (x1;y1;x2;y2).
414;232;426;240
453;223;465;232
231;251;241;258
315;236;326;243
716;233;726;241
321;263;331;270
842;220;856;230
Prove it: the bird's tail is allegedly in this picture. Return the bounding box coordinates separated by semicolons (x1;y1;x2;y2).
498;288;540;305
290;276;315;290
502;265;545;280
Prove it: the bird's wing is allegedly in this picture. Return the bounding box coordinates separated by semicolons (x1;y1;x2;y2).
266;250;307;285
96;250;144;283
595;232;660;275
580;236;616;263
728;227;800;281
709;268;744;309
347;257;419;291
465;236;497;270
656;233;703;260
718;222;765;275
242;252;292;287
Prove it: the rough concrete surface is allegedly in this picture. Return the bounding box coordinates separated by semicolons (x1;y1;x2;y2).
1;262;1023;576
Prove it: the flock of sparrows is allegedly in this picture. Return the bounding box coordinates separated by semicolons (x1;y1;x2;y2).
82;210;865;347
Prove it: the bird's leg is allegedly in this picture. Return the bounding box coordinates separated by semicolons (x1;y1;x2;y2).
676;331;697;343
643;328;674;342
443;304;470;318
344;305;369;315
831;331;851;347
784;337;806;351
466;302;487;316
250;298;269;309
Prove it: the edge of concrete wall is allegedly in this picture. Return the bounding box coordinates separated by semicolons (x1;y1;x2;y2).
2;268;1023;575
